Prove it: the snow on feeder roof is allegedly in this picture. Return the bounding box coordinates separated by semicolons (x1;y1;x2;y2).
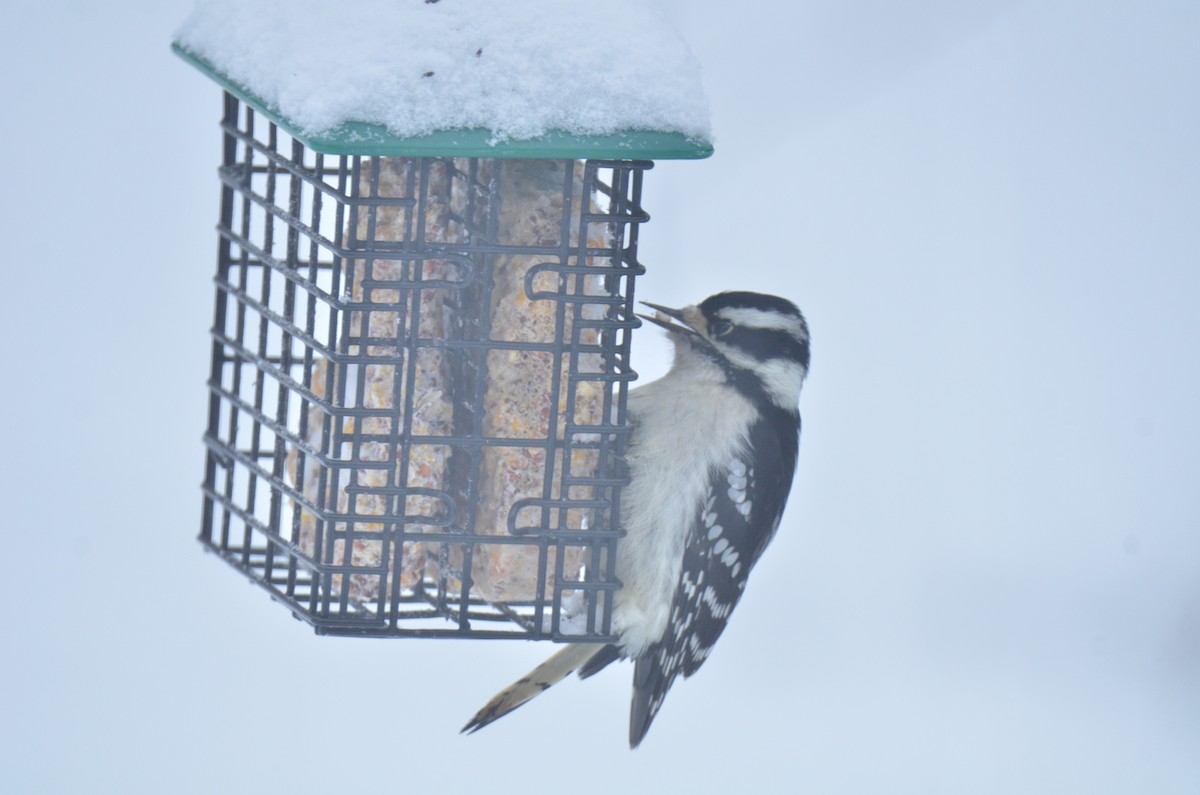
174;0;713;159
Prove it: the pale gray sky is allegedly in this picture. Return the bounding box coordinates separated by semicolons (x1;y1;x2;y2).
2;2;1198;793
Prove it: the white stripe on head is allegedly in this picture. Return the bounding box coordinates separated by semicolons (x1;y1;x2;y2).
715;306;808;342
719;346;807;407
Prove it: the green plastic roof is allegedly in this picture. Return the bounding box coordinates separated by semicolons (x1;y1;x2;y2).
173;43;713;160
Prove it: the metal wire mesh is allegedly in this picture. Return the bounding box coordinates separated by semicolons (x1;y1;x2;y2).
200;92;648;639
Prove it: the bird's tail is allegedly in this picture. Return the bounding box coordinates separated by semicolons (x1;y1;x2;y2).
461;643;604;734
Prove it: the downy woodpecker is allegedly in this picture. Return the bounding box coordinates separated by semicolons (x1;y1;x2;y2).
463;291;810;747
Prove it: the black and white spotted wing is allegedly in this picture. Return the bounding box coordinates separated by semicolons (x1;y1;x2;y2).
629;412;800;746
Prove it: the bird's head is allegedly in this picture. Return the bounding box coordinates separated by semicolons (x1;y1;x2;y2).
639;291;810;409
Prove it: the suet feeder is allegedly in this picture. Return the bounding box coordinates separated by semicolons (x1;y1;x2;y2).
174;1;711;640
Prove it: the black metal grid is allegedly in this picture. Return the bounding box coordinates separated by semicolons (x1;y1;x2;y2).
200;92;649;638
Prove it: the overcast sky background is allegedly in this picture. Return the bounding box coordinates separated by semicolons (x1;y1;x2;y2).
2;2;1198;793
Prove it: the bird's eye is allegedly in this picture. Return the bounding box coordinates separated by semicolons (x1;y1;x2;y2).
711;320;733;337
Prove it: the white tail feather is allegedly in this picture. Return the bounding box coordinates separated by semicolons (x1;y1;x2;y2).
462;644;602;734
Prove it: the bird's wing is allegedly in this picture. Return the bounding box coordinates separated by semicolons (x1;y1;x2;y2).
629;417;798;746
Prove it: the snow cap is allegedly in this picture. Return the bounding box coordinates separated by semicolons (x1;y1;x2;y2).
175;0;712;157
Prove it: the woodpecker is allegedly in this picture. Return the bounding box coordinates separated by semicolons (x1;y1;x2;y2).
463;291;810;747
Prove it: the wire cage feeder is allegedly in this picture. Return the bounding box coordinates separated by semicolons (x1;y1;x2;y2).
178;46;712;640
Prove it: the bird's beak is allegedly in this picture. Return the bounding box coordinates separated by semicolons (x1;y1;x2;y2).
636;301;701;337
